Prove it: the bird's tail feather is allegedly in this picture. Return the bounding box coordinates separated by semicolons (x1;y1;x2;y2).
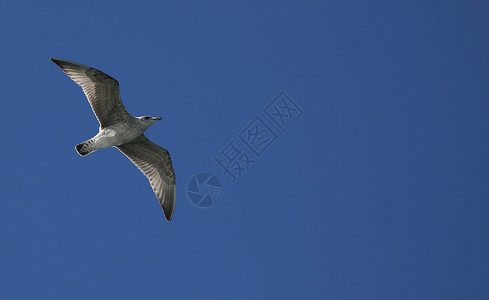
76;139;97;156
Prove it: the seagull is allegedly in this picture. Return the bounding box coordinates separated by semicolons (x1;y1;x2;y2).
51;58;176;221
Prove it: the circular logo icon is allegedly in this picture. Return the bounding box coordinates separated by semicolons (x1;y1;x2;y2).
186;173;222;208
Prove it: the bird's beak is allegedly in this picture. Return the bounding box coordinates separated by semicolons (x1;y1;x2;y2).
155;117;163;121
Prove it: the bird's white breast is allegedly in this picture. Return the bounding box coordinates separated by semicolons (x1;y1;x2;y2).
94;119;147;149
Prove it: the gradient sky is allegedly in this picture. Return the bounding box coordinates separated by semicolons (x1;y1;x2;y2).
1;1;489;299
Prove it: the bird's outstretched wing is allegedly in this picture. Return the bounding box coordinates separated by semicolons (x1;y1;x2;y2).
117;134;176;221
51;58;132;128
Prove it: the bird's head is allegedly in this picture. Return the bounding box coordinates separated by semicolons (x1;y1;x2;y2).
137;116;163;127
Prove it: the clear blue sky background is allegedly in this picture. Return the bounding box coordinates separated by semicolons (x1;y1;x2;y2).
1;1;488;299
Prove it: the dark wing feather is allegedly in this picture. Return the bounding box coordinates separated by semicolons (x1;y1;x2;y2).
51;58;131;128
117;135;176;221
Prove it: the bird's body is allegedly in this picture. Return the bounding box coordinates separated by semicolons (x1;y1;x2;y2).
51;58;176;221
77;117;157;155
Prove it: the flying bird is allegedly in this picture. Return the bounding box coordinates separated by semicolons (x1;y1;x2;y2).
51;58;176;221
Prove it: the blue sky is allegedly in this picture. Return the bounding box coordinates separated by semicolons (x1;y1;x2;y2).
1;0;488;299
